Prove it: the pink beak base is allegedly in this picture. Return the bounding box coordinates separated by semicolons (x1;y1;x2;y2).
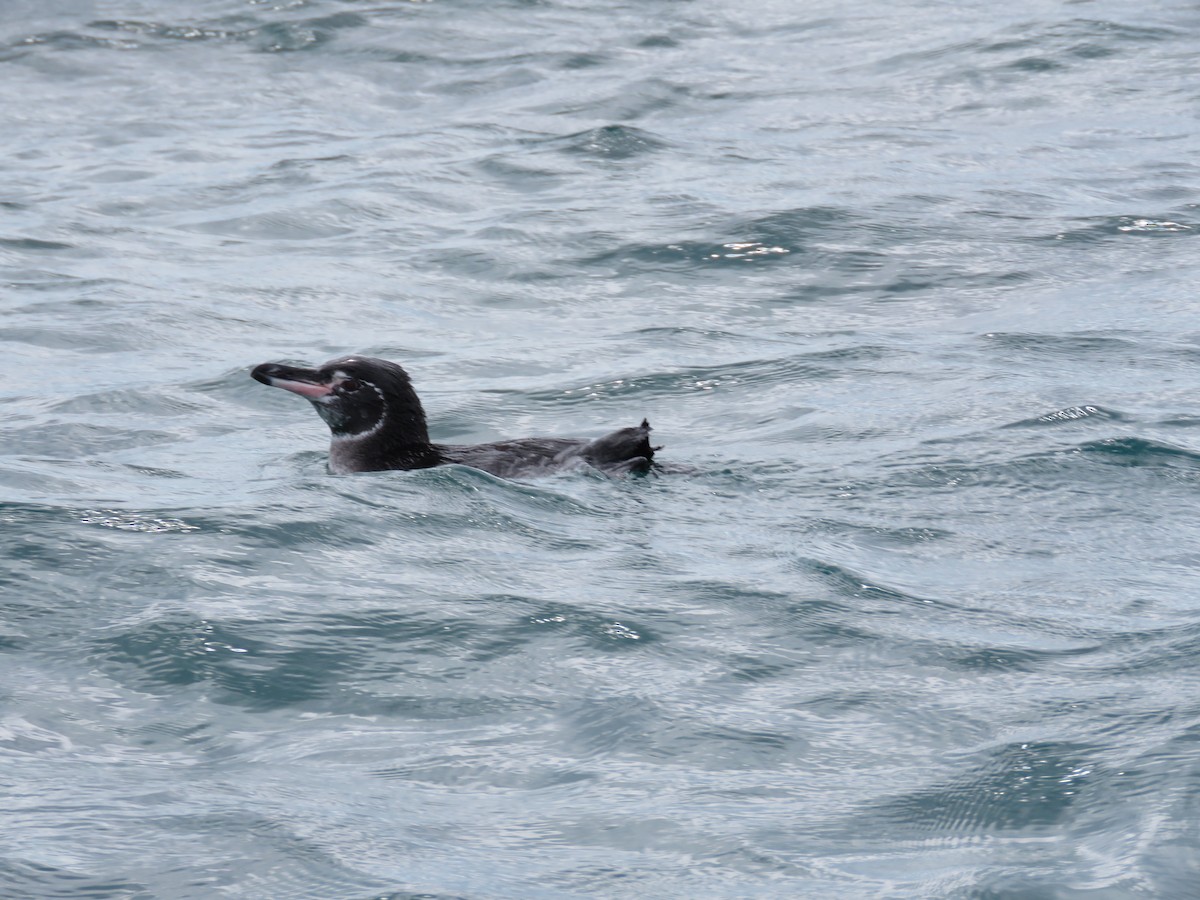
267;377;333;400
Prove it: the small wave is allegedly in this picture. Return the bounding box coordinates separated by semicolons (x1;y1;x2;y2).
579;206;853;271
1003;405;1130;428
982;331;1139;358
934;642;1097;673
0;236;77;252
791;557;942;609
91;12;369;52
519;348;897;406
178;208;355;241
7;422;176;456
1075;437;1200;468
883;435;1200;495
544;124;669;161
94;611;473;711
79;510;200;533
1041;215;1198;244
0;859;147;899
864;740;1098;836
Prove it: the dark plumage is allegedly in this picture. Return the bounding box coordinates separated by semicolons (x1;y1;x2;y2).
251;356;660;477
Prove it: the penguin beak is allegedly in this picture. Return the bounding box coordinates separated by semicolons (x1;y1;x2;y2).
251;362;334;399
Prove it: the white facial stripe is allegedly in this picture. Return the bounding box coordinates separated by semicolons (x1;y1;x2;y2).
327;371;388;441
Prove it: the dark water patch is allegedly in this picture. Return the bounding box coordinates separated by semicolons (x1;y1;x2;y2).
666;580;793;609
93;611;491;710
724;652;802;684
0;236;77;253
1054;19;1180;45
620;325;814;354
363;470;614;550
87;18;254;44
305;603;583;668
1;29;140;57
783;512;956;550
886;17;1184;87
96;615;304;695
775;597;885;647
0;632;25;652
3;521;144;580
124;718;218;751
86;166;154;184
146;810;394;900
50;388;211;418
792;557;943;611
341;470;611;521
981;331;1140;359
582;236;792;271
542;866;661;896
520;350;896;406
925;17;1143;67
857;523;955;548
517;604;660;651
364;694;543;722
206;513;383;551
541;124;669;161
1039;215;1196;244
2;324;145;353
730;206;860;248
468;152;566;190
85;12;370;53
784;264;1035;306
558;51;609;69
580;619;657;652
864;741;1100;836
1158;414;1200;429
115;462;193;480
646;722;802;770
1007;18;1182;60
0;860;148;900
1002;404;1130;428
554;694;800;770
933;643;1098;674
637;34;680;49
1004;55;1063;73
265;153;356;175
6;421;178;456
881;436;1200;496
580;206;853;271
6;289;130;312
1075;436;1200;469
254;13;370;54
799;689;885;720
1097;621;1200;676
578;75;695;122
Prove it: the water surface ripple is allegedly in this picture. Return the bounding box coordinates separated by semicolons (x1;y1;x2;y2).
5;0;1200;896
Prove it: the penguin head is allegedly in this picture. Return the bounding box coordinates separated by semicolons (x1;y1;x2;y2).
251;356;430;445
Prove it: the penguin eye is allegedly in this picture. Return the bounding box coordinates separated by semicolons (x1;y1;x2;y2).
340;378;363;393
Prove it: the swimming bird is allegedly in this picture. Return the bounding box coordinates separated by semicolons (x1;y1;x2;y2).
251;355;660;478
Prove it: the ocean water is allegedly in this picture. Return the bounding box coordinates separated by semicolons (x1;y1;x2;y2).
6;0;1200;896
